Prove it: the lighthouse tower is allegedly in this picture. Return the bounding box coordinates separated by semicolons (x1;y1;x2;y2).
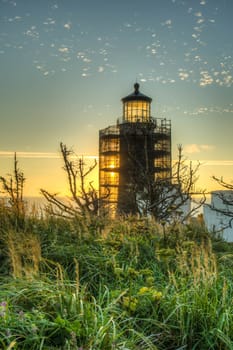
99;83;171;216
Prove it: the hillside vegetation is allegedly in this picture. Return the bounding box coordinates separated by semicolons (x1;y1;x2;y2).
1;205;233;350
1;152;233;349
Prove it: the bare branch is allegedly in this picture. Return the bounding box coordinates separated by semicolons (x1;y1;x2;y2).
212;176;233;190
127;144;206;222
0;153;26;228
41;143;99;218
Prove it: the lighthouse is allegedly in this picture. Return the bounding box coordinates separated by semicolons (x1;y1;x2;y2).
99;83;171;216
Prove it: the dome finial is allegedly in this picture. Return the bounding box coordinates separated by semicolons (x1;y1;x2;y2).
134;82;139;94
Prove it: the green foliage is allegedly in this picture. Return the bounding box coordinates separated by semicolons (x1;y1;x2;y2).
1;212;233;349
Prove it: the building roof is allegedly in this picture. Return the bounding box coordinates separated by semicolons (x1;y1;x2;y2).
121;83;152;103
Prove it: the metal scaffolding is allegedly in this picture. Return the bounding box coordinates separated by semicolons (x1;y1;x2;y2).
99;126;120;214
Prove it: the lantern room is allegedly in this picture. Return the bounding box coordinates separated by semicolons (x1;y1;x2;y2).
122;83;152;123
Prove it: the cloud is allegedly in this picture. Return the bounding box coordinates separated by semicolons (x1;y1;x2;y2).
24;26;39;39
184;144;200;154
43;18;56;25
172;159;233;168
200;71;214;86
202;160;233;166
183;105;233;116
194;12;203;17
0;151;60;159
0;152;98;160
179;71;189;80
58;47;69;53
161;19;172;28
184;144;215;154
200;145;216;152
64;23;71;30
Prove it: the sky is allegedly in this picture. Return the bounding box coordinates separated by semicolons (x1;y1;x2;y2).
0;0;233;197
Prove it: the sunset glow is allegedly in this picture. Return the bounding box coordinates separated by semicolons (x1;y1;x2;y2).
0;0;233;197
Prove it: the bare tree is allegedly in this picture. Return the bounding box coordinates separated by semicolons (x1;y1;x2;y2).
132;145;206;222
41;142;99;218
0;153;26;228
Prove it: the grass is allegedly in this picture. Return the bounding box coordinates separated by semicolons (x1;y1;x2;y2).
1;211;233;349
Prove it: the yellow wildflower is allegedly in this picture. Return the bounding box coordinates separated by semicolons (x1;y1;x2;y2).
138;286;150;295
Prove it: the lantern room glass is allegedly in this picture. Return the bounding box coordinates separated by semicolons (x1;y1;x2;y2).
123;100;151;123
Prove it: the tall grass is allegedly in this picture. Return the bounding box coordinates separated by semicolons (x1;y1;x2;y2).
1;211;233;349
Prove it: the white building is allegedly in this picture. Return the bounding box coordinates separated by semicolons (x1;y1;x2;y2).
203;190;233;242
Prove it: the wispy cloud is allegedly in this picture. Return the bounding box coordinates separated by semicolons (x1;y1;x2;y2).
0;151;60;159
58;47;69;53
199;145;216;151
0;151;98;160
202;160;233;166
184;144;215;154
183;104;233;116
